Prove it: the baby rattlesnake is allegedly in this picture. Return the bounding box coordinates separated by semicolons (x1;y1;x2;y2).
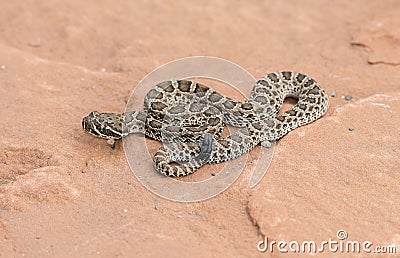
82;71;329;177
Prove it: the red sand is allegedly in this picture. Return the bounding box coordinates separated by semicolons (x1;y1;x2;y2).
1;1;399;257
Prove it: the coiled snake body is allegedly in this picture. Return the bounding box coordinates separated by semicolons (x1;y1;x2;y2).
82;71;329;177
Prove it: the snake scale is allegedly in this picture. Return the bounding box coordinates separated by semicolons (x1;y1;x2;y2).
82;71;329;177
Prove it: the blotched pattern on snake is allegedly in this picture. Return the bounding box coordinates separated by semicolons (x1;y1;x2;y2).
82;71;329;177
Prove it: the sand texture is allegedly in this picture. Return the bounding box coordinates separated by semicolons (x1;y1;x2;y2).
0;1;399;257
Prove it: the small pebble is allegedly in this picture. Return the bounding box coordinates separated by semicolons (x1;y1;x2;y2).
100;68;106;72
349;127;354;131
345;95;352;101
123;209;128;213
0;65;5;70
330;91;336;97
261;141;272;148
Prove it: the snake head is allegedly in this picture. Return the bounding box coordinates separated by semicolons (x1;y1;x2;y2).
82;111;125;140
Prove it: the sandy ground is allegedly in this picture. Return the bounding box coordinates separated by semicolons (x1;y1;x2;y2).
0;1;399;257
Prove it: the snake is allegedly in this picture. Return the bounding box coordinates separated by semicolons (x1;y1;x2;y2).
82;71;329;177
